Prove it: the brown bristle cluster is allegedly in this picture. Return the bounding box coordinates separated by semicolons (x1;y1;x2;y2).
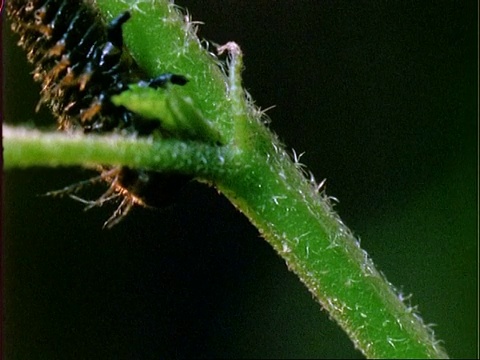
7;0;191;228
7;0;146;132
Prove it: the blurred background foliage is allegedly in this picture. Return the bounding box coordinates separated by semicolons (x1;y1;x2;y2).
2;1;477;358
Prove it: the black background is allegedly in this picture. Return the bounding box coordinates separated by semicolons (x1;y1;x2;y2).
2;1;477;358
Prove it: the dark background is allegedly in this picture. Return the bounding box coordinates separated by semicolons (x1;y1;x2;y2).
2;1;477;358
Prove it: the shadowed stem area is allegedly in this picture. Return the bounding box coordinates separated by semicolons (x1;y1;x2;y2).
3;0;449;358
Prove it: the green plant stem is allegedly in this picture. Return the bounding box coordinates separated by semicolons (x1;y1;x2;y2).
217;143;447;358
2;126;231;177
3;0;449;358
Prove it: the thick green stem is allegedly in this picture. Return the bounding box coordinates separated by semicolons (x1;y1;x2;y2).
217;142;447;358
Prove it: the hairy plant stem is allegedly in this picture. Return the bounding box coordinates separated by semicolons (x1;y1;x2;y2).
3;0;449;358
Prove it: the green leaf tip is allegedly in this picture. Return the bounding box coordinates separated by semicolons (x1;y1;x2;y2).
112;85;223;144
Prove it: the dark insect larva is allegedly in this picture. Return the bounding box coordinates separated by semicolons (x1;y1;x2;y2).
7;0;191;228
